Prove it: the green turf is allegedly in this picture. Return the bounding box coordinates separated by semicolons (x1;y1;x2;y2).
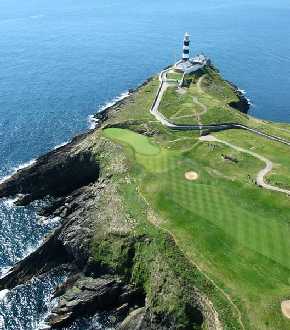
158;68;250;126
103;128;160;155
103;127;290;329
201;66;240;103
215;129;290;190
167;71;183;81
98;62;290;329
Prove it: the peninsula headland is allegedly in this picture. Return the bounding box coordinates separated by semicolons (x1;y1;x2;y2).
0;58;290;330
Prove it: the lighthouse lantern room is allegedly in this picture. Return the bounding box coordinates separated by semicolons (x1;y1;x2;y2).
174;32;208;74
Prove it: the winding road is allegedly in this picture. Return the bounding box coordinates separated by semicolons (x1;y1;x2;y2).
150;69;290;147
150;67;290;196
200;135;290;195
148;66;290;329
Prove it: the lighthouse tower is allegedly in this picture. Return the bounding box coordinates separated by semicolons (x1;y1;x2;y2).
182;32;190;61
174;33;207;74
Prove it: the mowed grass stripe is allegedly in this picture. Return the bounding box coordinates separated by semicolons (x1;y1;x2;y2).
104;127;290;328
105;129;290;269
162;181;290;269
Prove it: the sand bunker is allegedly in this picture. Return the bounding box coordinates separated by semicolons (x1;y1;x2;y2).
281;301;290;319
185;171;199;181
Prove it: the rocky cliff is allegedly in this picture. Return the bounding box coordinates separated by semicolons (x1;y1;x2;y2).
0;69;248;329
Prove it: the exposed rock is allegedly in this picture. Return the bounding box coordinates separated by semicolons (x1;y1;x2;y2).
0;130;99;205
0;73;223;330
0;181;103;290
117;306;203;330
48;276;124;328
37;197;65;217
221;154;239;163
118;307;146;330
0;228;74;290
227;81;250;114
47;275;145;329
228;97;249;114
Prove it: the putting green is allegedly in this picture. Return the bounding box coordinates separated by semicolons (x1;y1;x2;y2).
103;128;160;156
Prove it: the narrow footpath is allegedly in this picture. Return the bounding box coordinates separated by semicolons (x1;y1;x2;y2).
147;66;290;330
150;68;290;147
150;67;290;196
199;135;290;195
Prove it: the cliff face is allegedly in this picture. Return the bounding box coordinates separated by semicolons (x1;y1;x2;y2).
227;82;250;114
0;131;99;205
0;70;250;329
0;125;215;329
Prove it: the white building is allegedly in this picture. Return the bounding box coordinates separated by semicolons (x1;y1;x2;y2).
174;33;209;74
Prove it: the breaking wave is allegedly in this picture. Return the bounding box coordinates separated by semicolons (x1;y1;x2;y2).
0;271;66;330
88;91;130;130
0;159;37;185
238;88;254;107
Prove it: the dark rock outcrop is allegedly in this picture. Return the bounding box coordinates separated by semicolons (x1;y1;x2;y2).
47;276;139;328
118;306;204;330
0;228;74;290
0;72;223;330
0;131;99;205
0;181;103;290
228;96;249;114
227;81;250;114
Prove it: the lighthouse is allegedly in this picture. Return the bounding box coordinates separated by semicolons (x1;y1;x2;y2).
174;33;208;74
182;32;190;61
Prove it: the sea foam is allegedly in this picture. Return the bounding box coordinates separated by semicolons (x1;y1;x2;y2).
238;88;253;106
53;141;69;150
0;159;37;185
2;197;19;209
88;91;130;129
0;139;69;186
0;267;12;280
0;289;9;301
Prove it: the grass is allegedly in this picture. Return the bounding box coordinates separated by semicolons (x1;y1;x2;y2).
158;67;250;126
91;146;244;329
94;63;290;329
158;87;197;121
215;129;290;190
103;126;290;329
103;128;160;155
167;71;183;81
107;77;160;125
201;66;240;103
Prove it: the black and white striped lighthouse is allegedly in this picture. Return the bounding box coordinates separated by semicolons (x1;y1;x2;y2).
182;32;190;61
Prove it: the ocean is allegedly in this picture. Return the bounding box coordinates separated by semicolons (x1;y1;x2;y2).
0;0;289;328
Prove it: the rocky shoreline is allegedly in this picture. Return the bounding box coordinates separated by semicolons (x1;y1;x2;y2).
0;68;248;329
226;80;250;114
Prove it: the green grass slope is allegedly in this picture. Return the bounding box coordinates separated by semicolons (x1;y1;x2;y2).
96;65;290;329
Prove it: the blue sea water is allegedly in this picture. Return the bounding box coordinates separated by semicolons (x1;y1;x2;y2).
0;0;290;328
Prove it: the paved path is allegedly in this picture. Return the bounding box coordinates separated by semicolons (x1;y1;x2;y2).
197;75;206;94
148;67;290;329
199;135;290;195
150;67;290;195
150;69;176;127
150;69;290;147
